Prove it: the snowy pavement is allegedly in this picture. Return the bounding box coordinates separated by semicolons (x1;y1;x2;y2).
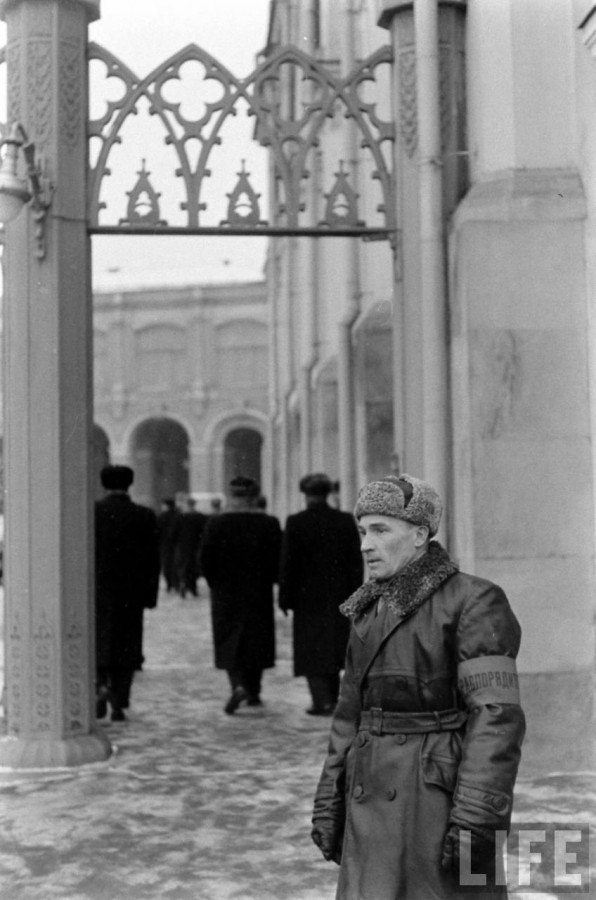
0;587;593;900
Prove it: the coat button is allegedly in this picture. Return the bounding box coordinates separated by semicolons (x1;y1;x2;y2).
395;734;407;745
492;795;508;811
357;733;368;747
386;788;397;801
353;785;364;799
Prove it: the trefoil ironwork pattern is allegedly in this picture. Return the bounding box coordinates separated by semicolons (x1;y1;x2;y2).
87;42;396;242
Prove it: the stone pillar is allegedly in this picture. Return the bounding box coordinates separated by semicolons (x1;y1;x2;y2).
0;0;111;766
189;446;210;493
378;0;467;523
108;304;128;423
448;0;594;772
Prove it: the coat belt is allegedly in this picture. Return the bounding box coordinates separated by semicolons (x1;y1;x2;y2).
358;707;467;735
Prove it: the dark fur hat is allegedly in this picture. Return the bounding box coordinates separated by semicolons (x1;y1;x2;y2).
100;465;134;491
299;472;332;497
229;475;260;499
353;473;442;536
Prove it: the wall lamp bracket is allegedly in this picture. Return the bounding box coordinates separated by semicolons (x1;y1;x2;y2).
0;122;54;259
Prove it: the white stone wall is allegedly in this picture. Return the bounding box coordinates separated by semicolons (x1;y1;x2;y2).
93;281;269;499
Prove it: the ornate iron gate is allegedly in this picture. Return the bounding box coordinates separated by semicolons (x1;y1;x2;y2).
87;42;396;247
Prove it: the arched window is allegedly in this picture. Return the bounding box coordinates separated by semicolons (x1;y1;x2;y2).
130;417;190;509
223;427;263;488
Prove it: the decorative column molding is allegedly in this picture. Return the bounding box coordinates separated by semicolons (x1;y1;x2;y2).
0;0;110;767
378;0;467;534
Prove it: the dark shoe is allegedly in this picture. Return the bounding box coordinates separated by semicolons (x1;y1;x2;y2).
247;696;264;708
224;686;249;715
111;708;127;722
306;705;334;717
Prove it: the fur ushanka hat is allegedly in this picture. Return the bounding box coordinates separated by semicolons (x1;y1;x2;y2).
100;465;134;491
299;472;332;497
353;473;443;537
229;475;261;499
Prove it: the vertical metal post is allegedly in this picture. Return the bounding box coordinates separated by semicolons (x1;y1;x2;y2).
0;0;111;767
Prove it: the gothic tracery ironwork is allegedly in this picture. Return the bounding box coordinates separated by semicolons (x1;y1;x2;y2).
87;42;396;242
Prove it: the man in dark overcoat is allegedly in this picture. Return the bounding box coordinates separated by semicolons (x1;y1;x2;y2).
95;465;160;721
311;474;526;899
174;496;208;597
199;475;282;714
156;497;181;593
279;473;363;715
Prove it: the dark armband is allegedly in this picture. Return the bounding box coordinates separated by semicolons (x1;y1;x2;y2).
457;655;521;706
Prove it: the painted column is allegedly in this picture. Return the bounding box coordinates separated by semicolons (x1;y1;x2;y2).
189;447;210;493
298;6;320;481
108;300;128;423
0;0;111;766
378;0;467;531
187;303;209;424
450;0;594;772
413;0;449;525
336;0;361;513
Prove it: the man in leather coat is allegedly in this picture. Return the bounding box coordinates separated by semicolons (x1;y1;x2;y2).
311;474;526;899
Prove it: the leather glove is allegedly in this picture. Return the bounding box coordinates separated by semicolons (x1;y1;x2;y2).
441;823;496;873
311;821;342;865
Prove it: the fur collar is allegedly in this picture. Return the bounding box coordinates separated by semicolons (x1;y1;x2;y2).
340;542;458;620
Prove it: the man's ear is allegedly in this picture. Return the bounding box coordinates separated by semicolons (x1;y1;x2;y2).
414;525;430;547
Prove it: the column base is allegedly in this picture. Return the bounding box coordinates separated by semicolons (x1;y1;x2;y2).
0;730;112;769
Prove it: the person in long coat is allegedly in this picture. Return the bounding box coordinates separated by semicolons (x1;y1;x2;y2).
174;496;208;597
199;475;282;714
312;474;526;900
156;497;181;592
279;473;363;715
95;465;160;721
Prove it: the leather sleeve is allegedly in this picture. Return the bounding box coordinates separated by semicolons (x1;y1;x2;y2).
449;581;526;838
312;640;360;831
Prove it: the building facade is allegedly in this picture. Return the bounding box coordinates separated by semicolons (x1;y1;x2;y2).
265;0;596;773
0;0;594;772
93;280;269;509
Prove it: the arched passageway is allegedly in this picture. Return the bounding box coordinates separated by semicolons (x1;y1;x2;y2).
92;424;111;499
223;427;262;488
130;418;190;509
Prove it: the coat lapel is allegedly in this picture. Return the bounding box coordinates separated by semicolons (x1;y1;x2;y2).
357;606;418;688
342;542;459;688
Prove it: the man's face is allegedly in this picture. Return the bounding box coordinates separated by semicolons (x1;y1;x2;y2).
358;514;426;581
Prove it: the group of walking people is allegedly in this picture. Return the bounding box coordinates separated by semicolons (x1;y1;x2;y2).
156;495;210;598
94;463;526;899
200;468;526;899
200;471;363;715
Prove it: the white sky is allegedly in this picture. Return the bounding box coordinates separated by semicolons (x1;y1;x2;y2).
88;0;271;290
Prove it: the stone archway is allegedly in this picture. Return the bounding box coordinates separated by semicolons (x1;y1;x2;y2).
130;417;190;510
223;427;263;488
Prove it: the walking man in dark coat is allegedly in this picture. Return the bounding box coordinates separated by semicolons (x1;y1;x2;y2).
174;496;208;598
279;473;363;716
95;465;160;721
156;497;181;593
199;475;282;714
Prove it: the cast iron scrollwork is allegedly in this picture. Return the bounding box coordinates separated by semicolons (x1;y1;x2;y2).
88;41;396;242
